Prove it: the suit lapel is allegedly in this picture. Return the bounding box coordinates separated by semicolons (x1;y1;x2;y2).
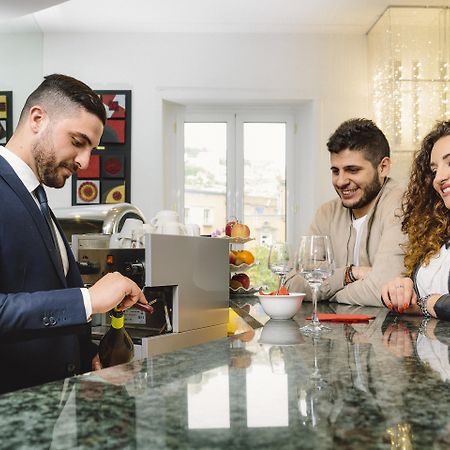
0;156;67;286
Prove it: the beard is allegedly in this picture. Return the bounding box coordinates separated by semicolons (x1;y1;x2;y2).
31;133;77;188
341;173;383;211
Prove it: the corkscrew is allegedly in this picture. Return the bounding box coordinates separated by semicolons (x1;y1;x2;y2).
132;301;155;314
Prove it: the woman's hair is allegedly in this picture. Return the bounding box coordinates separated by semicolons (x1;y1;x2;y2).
402;120;450;276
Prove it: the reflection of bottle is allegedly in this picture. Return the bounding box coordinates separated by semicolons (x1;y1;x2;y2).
99;308;134;368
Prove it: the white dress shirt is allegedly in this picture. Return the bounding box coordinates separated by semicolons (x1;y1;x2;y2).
0;146;92;320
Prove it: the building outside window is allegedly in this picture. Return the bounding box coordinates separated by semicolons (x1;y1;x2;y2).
182;109;295;290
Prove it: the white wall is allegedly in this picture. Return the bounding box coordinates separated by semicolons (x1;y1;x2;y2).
0;32;43;125
16;32;368;222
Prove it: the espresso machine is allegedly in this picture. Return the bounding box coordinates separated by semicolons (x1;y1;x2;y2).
74;233;229;359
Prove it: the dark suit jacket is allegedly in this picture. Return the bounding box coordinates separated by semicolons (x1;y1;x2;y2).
0;155;96;393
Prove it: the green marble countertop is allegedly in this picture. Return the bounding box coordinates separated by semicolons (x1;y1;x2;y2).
2;299;450;449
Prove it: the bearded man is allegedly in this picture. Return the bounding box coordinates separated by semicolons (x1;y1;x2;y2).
286;118;406;306
0;74;147;393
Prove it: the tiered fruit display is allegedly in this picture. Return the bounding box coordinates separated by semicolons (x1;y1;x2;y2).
225;219;250;238
229;250;255;266
226;219;255;293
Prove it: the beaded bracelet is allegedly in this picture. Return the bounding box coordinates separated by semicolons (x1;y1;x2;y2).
344;264;356;286
418;294;432;318
418;317;431;336
349;265;357;282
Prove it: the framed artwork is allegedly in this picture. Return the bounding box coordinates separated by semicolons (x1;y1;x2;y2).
72;90;131;205
0;92;13;145
77;180;100;204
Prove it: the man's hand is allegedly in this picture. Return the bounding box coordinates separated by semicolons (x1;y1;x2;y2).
88;272;148;315
351;266;372;280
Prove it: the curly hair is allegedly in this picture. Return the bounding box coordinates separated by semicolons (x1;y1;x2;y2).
327;118;390;167
402;120;450;276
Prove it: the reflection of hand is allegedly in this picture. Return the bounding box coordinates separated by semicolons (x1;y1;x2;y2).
95;361;143;386
382;322;416;357
381;277;417;313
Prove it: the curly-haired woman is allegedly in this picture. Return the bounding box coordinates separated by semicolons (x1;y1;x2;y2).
381;120;450;320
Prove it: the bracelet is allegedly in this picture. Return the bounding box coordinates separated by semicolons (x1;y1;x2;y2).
349;265;357;282
344;264;356;286
418;294;432;318
418;317;431;336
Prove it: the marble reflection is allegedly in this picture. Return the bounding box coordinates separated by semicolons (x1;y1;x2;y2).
8;305;450;448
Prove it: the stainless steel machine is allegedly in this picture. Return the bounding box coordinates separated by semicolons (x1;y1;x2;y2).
74;233;229;359
54;202;146;244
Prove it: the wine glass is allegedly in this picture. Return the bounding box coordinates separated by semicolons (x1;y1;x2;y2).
296;235;334;335
268;243;293;294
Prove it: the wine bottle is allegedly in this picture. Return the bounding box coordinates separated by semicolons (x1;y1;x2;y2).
98;308;134;368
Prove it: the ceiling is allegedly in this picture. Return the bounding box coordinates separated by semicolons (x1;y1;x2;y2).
0;0;449;34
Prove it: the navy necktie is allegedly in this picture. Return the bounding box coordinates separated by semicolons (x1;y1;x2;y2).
34;185;64;271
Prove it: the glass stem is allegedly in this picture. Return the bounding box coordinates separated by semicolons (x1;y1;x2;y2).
311;284;320;326
312;335;319;375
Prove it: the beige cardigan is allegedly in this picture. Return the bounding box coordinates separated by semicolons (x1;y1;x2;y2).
285;178;406;307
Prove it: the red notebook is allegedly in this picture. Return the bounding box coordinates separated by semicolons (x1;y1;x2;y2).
306;313;375;323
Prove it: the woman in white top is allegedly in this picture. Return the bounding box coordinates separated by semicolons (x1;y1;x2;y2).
382;120;450;320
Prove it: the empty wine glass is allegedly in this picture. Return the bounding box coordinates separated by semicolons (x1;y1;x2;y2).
297;235;334;335
268;243;293;294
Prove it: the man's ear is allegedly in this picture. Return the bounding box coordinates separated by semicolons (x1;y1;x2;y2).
378;156;391;178
28;106;47;134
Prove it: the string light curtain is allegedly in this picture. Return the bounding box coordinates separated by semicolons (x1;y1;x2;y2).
368;6;450;183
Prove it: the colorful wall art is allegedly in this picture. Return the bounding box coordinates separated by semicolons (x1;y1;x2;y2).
0;92;13;146
72;90;131;205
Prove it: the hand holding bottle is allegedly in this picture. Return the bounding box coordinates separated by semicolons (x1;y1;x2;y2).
88;272;148;315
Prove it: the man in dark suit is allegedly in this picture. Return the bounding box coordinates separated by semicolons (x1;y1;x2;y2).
0;74;147;393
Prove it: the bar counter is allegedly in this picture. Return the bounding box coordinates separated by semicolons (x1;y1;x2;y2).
2;298;450;449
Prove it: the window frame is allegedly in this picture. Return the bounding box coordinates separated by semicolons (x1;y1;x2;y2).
177;107;296;243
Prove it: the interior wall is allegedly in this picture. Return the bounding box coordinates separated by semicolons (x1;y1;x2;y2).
35;32;368;221
0;32;43;125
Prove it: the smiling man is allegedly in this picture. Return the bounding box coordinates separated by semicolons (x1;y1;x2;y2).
286;118;406;306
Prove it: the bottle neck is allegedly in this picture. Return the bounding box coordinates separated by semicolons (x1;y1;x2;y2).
111;308;124;329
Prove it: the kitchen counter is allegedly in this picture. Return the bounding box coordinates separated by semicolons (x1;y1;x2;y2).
2;298;450;449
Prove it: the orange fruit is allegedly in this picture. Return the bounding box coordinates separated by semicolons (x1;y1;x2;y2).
235;250;254;265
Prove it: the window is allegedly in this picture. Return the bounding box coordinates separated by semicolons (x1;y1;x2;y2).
182;109;295;290
184;120;228;234
203;208;213;226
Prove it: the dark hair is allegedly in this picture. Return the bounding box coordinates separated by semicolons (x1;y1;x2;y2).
402;120;450;276
327;118;390;167
18;74;106;125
